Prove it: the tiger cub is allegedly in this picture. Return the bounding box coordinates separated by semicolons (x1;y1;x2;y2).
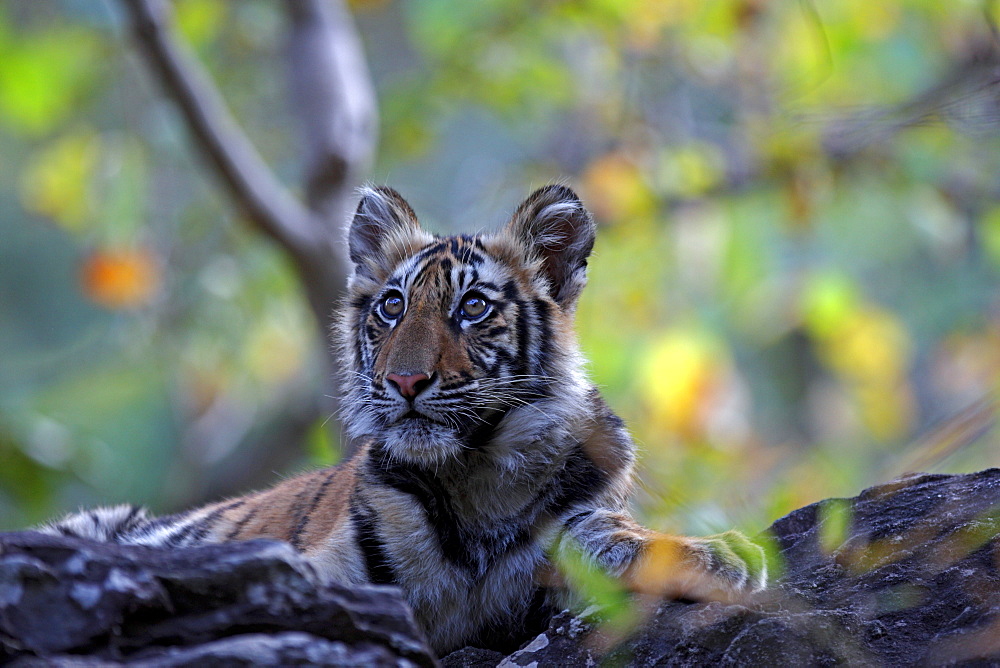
41;185;766;654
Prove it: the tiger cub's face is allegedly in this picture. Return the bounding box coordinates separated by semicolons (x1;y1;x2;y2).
341;185;596;466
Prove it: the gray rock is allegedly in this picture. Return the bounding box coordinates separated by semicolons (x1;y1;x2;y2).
0;533;435;666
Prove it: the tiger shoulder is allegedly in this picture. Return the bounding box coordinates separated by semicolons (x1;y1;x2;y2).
41;184;766;655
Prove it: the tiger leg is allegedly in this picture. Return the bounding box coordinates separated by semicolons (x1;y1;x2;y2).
558;509;767;602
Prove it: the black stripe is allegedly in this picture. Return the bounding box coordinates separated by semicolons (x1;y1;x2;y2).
186;504;233;545
564;510;594;528
415;241;448;262
545;445;608;515
289;470;338;549
514;298;531;376
410;257;436;290
462;251;485;265
122;505;142;527
226;504;259;540
284;479;317;545
368;444;531;577
350;499;396;584
159;505;211;545
468;347;488;370
369;450;468;569
139;509;192;536
110;506;145;542
463;406;510;448
533;299;553;368
165;519;201;547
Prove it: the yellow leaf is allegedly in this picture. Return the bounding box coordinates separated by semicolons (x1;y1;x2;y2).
855;380;914;441
641;329;724;439
825;309;911;384
581;152;655;223
20;131;100;231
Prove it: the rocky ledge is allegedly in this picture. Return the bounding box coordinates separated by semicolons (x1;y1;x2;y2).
3;469;1000;666
0;534;435;666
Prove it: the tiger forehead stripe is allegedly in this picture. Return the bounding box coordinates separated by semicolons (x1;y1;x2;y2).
394;239;498;294
413;237;486;266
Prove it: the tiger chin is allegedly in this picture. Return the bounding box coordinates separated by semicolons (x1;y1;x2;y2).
39;184;767;655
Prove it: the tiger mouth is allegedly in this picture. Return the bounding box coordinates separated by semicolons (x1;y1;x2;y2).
396;410;445;426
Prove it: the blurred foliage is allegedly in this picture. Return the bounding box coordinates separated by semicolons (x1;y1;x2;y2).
1;0;999;538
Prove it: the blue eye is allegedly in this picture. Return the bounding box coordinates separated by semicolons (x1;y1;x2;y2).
459;293;490;320
379;292;405;319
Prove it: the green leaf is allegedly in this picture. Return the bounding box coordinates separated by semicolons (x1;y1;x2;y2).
818;498;853;554
306;419;340;466
981;206;1000;270
0;28;103;135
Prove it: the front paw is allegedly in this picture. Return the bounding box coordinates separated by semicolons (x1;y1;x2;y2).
628;530;767;602
692;529;768;594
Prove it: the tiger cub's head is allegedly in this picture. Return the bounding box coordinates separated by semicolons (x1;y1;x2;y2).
340;185;596;466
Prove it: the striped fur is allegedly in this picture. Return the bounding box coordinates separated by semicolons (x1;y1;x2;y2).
40;185;766;654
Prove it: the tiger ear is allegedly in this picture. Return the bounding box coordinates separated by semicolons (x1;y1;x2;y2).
504;185;596;308
348;186;420;278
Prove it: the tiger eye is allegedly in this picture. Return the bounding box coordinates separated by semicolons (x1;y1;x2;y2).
460;295;489;319
380;293;404;319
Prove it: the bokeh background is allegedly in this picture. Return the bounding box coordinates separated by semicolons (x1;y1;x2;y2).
2;0;999;537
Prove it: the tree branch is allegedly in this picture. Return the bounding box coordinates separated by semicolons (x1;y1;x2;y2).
286;0;378;222
118;0;379;458
819;38;1000;159
119;0;319;255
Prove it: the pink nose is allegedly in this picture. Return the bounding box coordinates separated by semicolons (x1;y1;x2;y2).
386;372;432;399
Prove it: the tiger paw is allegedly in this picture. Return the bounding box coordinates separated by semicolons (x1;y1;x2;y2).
627;530;767;603
693;529;768;595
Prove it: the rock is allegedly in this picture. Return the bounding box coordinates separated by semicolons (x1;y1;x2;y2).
472;469;1000;666
4;470;1000;666
0;533;435;667
439;646;505;668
